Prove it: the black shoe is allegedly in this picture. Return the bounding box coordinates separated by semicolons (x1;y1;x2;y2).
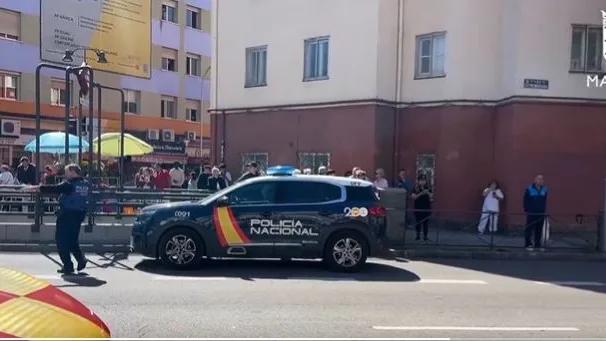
77;259;88;272
415;236;421;241
57;267;74;274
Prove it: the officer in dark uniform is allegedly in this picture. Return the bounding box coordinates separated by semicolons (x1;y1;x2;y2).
24;163;90;274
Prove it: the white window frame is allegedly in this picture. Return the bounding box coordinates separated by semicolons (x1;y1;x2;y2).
0;9;20;41
186;6;201;29
303;36;330;81
570;25;604;73
245;45;268;87
416;153;436;188
186;100;200;122
50;79;72;106
161;48;178;72
161;1;177;23
122;89;140;114
0;72;19;100
161;96;177;119
186;54;200;76
415;32;446;79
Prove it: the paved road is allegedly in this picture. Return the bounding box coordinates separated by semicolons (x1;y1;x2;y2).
3;253;606;340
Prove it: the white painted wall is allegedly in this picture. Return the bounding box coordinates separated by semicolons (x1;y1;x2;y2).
212;0;382;109
212;0;606;109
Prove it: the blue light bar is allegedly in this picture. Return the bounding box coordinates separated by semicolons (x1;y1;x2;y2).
266;165;296;176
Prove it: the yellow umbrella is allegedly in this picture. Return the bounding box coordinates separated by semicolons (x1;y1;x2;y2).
92;132;154;157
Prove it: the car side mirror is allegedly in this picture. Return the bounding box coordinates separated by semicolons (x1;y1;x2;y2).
216;195;230;207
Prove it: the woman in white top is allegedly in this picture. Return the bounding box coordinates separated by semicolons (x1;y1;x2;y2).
373;168;389;189
0;165;14;185
477;180;504;234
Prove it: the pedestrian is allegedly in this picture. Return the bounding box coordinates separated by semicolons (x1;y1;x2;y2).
396;169;413;192
373;168;389;189
197;165;212;189
187;171;198;190
169;162;185;189
0;164;14;185
477;180;504;235
523;174;548;251
219;163;232;185
318;166;327;175
153;164;171;190
208;167;228;192
236;162;261;183
303;168;313;175
23;164;89;274
411;174;433;241
16;156;37;185
349;167;360;178
326;169;336;176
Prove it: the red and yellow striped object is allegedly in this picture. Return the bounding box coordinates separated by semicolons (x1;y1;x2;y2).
213;206;251;246
0;268;110;339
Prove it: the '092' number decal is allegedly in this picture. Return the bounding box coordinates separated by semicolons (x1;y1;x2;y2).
343;207;368;217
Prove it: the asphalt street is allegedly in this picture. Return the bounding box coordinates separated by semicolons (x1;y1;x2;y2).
2;253;606;340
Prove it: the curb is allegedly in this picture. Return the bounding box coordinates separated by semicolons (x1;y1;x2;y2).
389;248;606;261
0;243;130;253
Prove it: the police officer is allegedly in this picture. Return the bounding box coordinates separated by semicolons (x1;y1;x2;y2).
24;164;90;274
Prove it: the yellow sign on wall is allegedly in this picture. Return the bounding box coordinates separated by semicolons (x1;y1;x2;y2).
40;0;151;78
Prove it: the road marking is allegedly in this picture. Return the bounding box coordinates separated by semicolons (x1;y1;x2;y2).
418;279;488;285
372;326;579;332
33;275;61;280
152;276;228;281
533;281;606;286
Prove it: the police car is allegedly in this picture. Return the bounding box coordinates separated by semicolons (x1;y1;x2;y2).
131;166;386;272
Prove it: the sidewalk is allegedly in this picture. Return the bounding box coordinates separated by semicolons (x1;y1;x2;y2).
383;225;604;261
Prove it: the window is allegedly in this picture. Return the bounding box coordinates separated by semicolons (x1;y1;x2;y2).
122;89;140;114
0;72;18;100
416;153;435;187
415;32;446;78
298;152;330;172
570;25;603;72
186;6;201;29
304;37;329;81
228;182;278;205
161;1;177;23
0;9;20;41
277;181;341;204
346;186;377;201
161;96;177;119
186;99;200;122
161;48;178;72
186;54;200;76
241;153;268;173
245;46;267;87
50;79;72;105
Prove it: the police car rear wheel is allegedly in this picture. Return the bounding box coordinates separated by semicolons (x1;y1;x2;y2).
324;231;368;273
159;228;204;269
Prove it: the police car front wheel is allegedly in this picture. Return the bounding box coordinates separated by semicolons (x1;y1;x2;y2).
324;231;368;273
159;228;204;269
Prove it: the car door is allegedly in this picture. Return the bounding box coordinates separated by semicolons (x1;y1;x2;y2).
211;180;279;258
273;180;343;257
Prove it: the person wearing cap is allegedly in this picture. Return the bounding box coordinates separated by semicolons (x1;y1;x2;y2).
23;163;90;274
326;169;336;176
236;162;260;183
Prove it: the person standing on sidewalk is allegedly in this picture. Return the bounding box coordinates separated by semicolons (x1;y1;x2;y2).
23;164;89;274
411;174;433;241
477;180;504;235
523;174;548;251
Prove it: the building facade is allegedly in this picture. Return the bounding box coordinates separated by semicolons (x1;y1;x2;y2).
0;0;211;168
211;0;606;215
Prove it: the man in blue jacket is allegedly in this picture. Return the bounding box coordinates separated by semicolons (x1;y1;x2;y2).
523;174;548;250
24;164;90;274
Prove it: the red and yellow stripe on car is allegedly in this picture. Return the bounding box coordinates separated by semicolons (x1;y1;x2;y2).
213;207;251;246
0;268;110;339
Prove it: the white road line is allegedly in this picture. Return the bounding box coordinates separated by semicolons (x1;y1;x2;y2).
533;281;606;286
152;276;228;281
372;326;579;332
418;279;488;285
33;275;61;280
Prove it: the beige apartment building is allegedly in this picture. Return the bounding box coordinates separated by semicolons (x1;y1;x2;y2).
0;0;212;167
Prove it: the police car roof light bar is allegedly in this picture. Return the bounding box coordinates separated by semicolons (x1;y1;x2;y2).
266;165;296;176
